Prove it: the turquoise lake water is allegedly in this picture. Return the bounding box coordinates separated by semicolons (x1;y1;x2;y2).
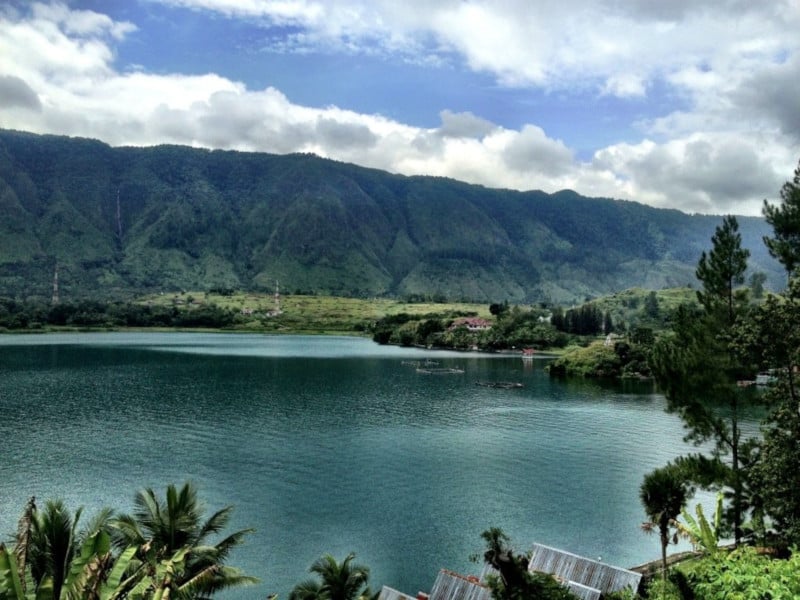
0;333;710;598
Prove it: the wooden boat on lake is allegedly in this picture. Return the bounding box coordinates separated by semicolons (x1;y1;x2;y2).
416;367;464;374
475;381;523;389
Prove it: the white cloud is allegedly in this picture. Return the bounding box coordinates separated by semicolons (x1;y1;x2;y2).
0;1;797;216
437;110;497;140
592;134;791;214
155;0;325;23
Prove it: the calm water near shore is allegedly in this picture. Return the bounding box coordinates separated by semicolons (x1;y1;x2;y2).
1;333;717;598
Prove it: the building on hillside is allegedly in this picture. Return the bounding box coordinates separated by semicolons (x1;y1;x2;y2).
377;586;417;600
378;570;490;600
429;570;491;600
525;543;642;599
449;317;492;332
382;543;641;600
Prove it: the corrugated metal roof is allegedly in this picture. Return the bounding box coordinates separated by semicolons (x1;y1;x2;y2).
564;580;602;600
528;543;642;595
378;585;418;600
429;570;492;600
479;562;601;600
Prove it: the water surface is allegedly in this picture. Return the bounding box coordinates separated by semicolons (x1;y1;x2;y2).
1;333;702;598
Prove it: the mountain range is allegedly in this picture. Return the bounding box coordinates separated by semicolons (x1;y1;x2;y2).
0;129;782;304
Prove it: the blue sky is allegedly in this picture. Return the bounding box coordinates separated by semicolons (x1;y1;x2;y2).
1;0;798;215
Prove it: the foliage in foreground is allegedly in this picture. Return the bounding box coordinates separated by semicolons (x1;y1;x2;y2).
0;483;256;599
289;553;374;600
648;547;800;600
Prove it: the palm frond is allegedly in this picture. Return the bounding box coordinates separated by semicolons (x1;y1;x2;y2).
109;514;146;550
196;506;233;541
209;528;254;562
12;496;36;590
290;578;324;600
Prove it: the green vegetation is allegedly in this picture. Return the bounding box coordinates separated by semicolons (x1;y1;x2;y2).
289;553;374;600
0;483;256;599
639;464;692;580
0;292;490;335
479;528;578;600
0;129;783;305
630;158;800;598
651;215;757;545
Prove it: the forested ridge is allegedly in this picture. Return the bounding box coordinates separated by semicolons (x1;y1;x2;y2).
0;129;782;303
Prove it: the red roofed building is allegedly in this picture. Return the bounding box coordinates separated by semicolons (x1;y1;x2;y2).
449;317;492;332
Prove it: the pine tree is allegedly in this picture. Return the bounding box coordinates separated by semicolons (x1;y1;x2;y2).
763;158;800;277
651;216;755;544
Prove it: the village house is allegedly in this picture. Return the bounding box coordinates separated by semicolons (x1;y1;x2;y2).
379;543;642;600
449;317;492;332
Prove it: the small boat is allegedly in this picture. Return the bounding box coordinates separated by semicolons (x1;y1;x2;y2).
416;367;465;375
475;381;523;389
402;359;440;367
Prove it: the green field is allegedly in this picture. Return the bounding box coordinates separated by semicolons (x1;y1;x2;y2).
138;291;491;334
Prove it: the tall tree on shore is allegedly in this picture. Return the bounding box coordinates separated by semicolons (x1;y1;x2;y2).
748;161;800;544
695;215;750;324
640;464;691;580
650;216;756;545
763;158;800;278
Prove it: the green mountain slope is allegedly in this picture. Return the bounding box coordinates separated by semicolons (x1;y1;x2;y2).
0;129;782;303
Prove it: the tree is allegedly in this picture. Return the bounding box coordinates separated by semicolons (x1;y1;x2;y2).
763;158;800;277
112;482;257;597
746;279;800;545
650;216;756;545
695;215;750;324
489;301;509;317
603;310;614;334
640;464;691;580
748;271;767;300
478;529;577;600
23;499;113;599
0;499;140;600
289;553;373;600
742;162;800;546
644;291;660;319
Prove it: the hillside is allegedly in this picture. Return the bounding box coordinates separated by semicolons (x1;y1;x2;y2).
0;129;782;303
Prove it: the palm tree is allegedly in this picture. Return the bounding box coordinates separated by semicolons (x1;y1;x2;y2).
480;527;528;591
112;481;257;597
640;465;691;580
290;553;372;600
1;498;139;600
26;499;110;598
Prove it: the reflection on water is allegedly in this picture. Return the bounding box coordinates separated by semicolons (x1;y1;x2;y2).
0;333;730;599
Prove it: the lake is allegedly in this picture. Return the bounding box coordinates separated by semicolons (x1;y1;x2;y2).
0;332;704;598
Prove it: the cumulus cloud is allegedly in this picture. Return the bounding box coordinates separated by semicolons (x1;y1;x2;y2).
0;75;41;110
0;1;797;216
502;126;574;176
437;110;497;139
592;135;788;214
731;54;800;142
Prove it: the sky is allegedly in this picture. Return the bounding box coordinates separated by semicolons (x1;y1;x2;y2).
0;1;798;216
